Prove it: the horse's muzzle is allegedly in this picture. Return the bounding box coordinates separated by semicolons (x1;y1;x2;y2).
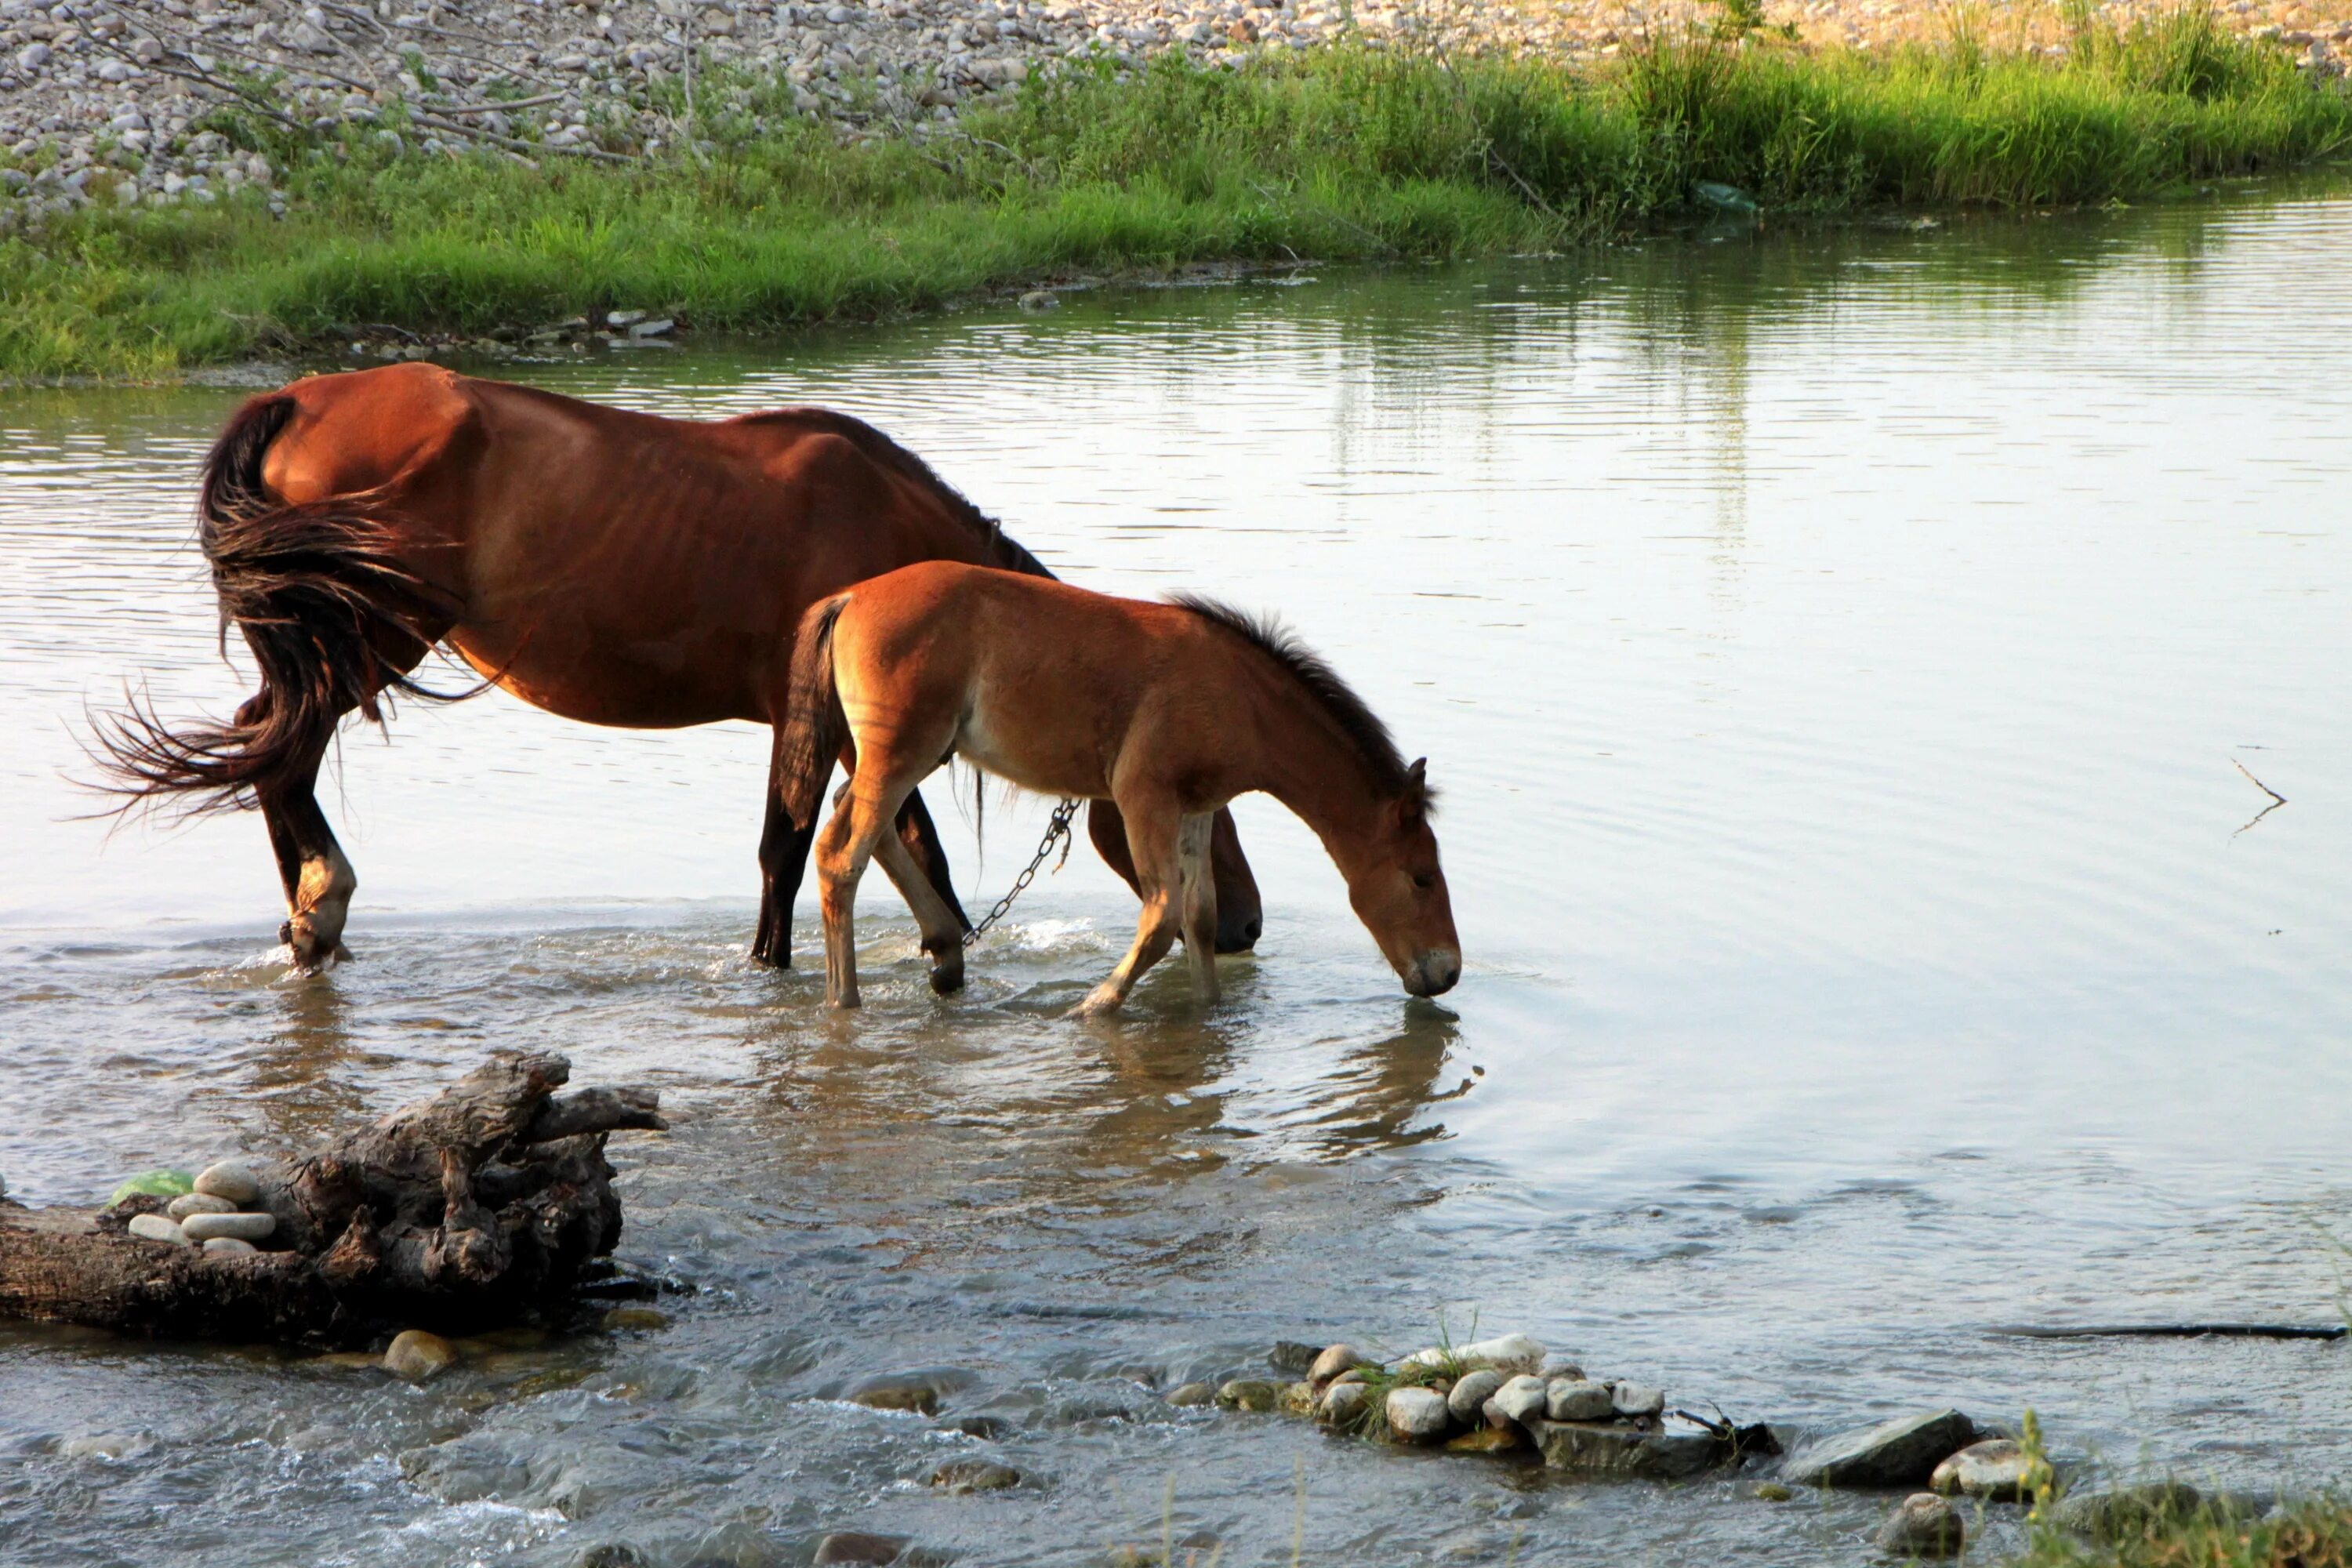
1403;950;1461;997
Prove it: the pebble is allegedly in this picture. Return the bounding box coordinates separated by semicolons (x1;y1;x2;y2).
1385;1386;1451;1445
1546;1378;1616;1421
1276;1381;1318;1417
1490;1374;1550;1426
1165;1381;1212;1408
125;1213;189;1246
178;1210;274;1243
813;1534;910;1566
165;1192;237;1219
1446;1369;1505;1425
1018;289;1061;311
1317;1381;1369;1427
1306;1342;1370;1389
1931;1437;2038;1500
60;1432;150;1460
1536;1353;1584;1380
1783;1408;1978;1490
201;1236;258;1256
927;1458;1020;1494
193;1161;260;1204
1876;1493;1965;1558
384;1328;459;1382
1610;1381;1666;1419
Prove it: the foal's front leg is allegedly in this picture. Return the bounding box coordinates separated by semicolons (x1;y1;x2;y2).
1071;796;1185;1018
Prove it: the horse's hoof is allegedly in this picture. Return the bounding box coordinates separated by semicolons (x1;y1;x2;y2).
280;918;342;972
928;963;965;996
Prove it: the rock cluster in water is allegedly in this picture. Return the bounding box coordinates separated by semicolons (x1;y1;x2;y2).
114;1160;278;1253
0;0;2343;238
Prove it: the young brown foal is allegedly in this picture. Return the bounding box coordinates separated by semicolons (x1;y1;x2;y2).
780;563;1461;1014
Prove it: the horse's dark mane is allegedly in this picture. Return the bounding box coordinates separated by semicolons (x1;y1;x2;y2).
769;408;1054;580
1170;594;1426;804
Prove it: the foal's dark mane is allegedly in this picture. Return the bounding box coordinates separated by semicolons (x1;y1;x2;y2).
1170;595;1425;803
766;408;1052;579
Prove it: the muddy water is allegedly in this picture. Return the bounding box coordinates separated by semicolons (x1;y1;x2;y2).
5;179;2352;1566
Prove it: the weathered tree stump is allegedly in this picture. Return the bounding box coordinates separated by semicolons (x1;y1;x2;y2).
0;1050;665;1347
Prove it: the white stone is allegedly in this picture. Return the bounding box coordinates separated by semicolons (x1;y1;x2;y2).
202;1236;258;1255
1385;1386;1450;1444
194;1161;260;1203
1611;1381;1666;1418
1546;1378;1615;1421
180;1210;274;1242
167;1192;237;1219
1491;1374;1549;1425
126;1213;189;1245
1405;1332;1544;1375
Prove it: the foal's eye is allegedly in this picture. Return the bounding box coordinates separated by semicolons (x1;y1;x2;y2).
1412;874;1436;891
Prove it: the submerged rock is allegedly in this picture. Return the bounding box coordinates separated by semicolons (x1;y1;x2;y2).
60;1432;151;1461
1877;1493;1964;1558
2053;1482;2206;1540
1931;1439;2038;1500
1782;1409;1977;1489
1214;1378;1281;1414
1532;1419;1731;1480
194;1161;261;1204
385;1328;459;1383
1446;1423;1528;1454
849;1370;972;1416
813;1532;909;1565
1446;1369;1505;1425
1277;1381;1318;1417
929;1458;1021;1494
1546;1379;1615;1421
1386;1387;1451;1444
1165;1382;1213;1408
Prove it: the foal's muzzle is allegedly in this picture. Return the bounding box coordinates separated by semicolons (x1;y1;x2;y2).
1402;949;1461;997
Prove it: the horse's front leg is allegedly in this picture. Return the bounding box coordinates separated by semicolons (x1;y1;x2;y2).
1090;800;1261;953
244;696;355;971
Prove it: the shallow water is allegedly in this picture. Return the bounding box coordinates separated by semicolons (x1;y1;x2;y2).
5;178;2352;1567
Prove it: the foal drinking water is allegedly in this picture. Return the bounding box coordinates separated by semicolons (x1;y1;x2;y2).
779;562;1461;1014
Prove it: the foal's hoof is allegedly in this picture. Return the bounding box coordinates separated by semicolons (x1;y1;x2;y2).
928;961;965;996
1066;984;1125;1019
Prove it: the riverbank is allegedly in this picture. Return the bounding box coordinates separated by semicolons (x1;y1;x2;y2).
3;14;2350;380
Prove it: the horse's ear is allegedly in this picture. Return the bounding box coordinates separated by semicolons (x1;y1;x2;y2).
1400;757;1429;819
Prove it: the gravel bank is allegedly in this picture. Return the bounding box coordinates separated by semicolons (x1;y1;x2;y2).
2;0;2347;232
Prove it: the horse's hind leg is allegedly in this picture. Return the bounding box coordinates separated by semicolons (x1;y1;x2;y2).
753;724;818;967
894;790;972;939
1175;811;1219;1004
873;829;967;996
244;694;356;970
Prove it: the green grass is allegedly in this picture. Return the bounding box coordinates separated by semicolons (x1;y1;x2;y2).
4;8;2348;380
2011;1497;2352;1568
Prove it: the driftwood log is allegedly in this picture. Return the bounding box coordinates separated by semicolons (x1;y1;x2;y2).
0;1050;665;1347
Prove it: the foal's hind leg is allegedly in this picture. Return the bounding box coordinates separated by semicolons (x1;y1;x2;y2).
1175;811;1219;1004
814;771;927;1009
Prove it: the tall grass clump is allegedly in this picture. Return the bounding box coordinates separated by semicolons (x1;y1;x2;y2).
1;6;2346;380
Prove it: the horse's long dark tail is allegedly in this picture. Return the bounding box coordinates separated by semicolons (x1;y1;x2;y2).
93;394;463;817
777;593;852;834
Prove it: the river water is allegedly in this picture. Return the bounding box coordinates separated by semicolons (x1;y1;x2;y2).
5;178;2352;1566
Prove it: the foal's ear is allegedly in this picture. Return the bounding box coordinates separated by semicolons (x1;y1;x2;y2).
1399;757;1431;820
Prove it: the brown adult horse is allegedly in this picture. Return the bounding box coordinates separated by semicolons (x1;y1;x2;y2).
778;561;1460;1014
97;362;1263;967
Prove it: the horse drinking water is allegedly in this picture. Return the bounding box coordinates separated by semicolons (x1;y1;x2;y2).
94;364;1263;968
779;562;1461;1014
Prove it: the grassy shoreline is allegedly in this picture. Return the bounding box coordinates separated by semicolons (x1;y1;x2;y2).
5;17;2349;383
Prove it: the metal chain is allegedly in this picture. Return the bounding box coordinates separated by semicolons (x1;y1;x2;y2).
964;797;1082;947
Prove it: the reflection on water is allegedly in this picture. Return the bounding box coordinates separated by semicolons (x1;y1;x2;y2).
3;178;2352;1566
